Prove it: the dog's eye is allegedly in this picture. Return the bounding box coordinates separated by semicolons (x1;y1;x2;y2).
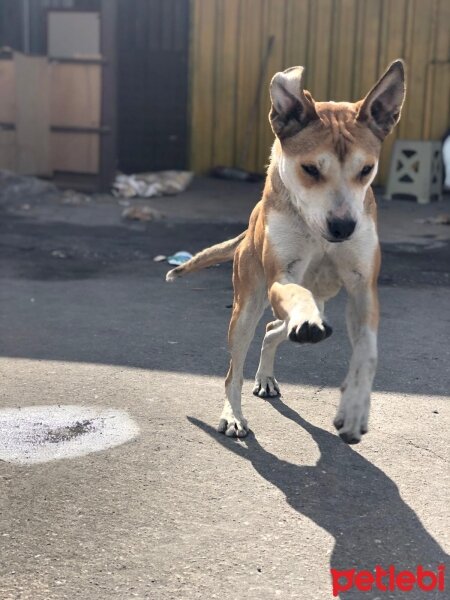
360;164;374;177
301;164;320;179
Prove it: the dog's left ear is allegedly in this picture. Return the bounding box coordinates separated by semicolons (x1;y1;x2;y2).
269;66;319;139
357;60;406;139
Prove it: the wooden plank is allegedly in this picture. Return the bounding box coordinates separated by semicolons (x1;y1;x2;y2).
351;0;365;99
307;0;334;100
51;132;99;173
422;0;439;139
284;0;309;70
377;0;408;67
0;59;16;123
212;0;239;167
329;0;358;102
235;0;264;172
401;0;433;140
14;53;51;176
397;0;417;140
427;0;450;140
189;0;216;172
256;0;286;170
356;0;382;99
377;0;408;184
50;63;101;128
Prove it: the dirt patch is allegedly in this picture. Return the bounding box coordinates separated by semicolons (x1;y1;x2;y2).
44;419;94;443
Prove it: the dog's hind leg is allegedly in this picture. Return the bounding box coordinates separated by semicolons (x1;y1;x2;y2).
218;260;266;437
253;320;287;398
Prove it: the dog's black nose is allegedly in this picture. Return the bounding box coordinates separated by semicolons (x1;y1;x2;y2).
326;218;356;241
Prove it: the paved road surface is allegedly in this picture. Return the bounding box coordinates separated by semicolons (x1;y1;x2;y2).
0;180;449;599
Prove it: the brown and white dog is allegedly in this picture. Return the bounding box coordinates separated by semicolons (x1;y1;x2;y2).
167;60;406;444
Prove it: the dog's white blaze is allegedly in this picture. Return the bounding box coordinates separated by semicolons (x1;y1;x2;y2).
317;153;333;174
348;149;368;172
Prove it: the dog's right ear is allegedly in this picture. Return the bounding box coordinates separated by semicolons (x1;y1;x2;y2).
269;66;319;139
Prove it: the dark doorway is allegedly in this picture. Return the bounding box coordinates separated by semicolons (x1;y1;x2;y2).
117;0;189;174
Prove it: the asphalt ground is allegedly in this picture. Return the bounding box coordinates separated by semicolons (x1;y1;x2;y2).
0;181;449;599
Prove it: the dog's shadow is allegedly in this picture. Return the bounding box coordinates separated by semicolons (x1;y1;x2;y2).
188;400;448;599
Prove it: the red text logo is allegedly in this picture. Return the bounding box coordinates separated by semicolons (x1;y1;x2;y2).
331;565;446;596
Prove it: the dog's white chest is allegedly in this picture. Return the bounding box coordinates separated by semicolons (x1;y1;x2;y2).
267;210;342;300
301;256;341;300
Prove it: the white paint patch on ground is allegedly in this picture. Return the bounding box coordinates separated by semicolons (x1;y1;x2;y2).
0;405;139;464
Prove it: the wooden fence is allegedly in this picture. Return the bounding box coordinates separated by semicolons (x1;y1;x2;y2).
189;0;450;184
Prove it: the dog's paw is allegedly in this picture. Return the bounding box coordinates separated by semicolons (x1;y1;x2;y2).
289;320;332;344
217;415;249;438
252;375;280;398
333;400;369;444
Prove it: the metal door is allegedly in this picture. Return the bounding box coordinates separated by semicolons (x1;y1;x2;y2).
117;0;189;173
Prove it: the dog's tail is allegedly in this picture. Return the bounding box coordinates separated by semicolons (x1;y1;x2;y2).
166;230;246;282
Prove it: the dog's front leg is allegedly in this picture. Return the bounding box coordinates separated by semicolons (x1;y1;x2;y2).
334;283;379;444
268;280;332;343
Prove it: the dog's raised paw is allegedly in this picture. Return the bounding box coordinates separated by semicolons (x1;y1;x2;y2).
217;416;249;438
289;321;332;344
252;375;280;398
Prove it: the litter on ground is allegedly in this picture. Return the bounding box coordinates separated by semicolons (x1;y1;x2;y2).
112;171;193;198
167;251;193;266
60;189;91;205
122;205;162;222
416;214;450;225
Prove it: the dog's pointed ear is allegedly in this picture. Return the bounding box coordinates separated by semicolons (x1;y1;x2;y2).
357;60;406;139
269;66;319;139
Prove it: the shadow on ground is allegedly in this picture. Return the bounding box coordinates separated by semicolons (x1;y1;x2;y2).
1;215;450;398
190;398;449;599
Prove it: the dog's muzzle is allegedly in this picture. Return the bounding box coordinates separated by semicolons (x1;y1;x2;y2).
326;217;356;242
